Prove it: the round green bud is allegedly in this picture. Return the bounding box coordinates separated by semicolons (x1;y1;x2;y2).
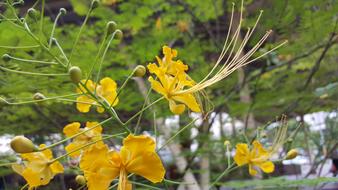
115;29;123;40
75;175;86;185
27;8;39;21
19;17;25;23
106;21;117;35
133;65;146;77
91;0;100;10
33;92;46;100
69;66;82;84
2;54;11;62
60;8;67;15
10;136;37;153
224;140;230;147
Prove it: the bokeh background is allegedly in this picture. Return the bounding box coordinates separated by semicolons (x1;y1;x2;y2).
0;0;337;189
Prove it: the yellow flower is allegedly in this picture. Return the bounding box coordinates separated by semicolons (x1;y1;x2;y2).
234;140;274;176
12;144;64;189
80;134;165;190
148;46;201;114
76;77;119;113
63;121;103;158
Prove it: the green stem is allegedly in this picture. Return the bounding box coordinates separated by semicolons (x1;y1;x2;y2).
48;11;62;48
5;55;58;65
94;30;119;89
0;93;80;105
23;22;66;67
0;162;17;167
157;118;197;151
124;97;164;126
39;0;45;38
129;181;162;190
85;32;108;84
20;184;28;190
134;86;152;133
210;164;238;188
68;4;94;66
109;69;136;110
0;66;67;76
0;45;39;49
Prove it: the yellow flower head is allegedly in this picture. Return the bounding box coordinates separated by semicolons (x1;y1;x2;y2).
12;144;64;189
63;122;103;158
233;120;288;176
80;134;165;190
234;140;274;176
148;1;287;112
148;46;201;114
76;77;119;113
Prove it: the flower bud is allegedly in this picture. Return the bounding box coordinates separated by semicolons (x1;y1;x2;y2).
27;8;39;21
106;21;117;35
33;92;46;100
91;0;100;10
133;65;146;77
2;54;11;62
10;136;37;153
115;29;123;40
224;140;230;147
75;175;86;185
60;8;67;15
68;66;82;83
285;149;298;160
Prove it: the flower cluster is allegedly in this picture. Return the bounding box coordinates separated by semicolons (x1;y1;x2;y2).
12;144;64;189
76;78;119;113
148;46;201;114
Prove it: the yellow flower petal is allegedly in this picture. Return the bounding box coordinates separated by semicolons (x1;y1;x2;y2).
252;140;269;157
249;164;258;176
100;77;117;92
22;168;44;187
76;95;95;113
148;76;167;96
97;106;105;113
172;93;201;113
12;164;24;175
81;144;120;190
50;161;64;174
98;77;119;107
258;161;274;174
39;144;53;160
169;100;185;115
63;122;81;137
121;134;165;183
118;169;132;190
234;143;250;166
65;143;82;158
85;121;103;134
